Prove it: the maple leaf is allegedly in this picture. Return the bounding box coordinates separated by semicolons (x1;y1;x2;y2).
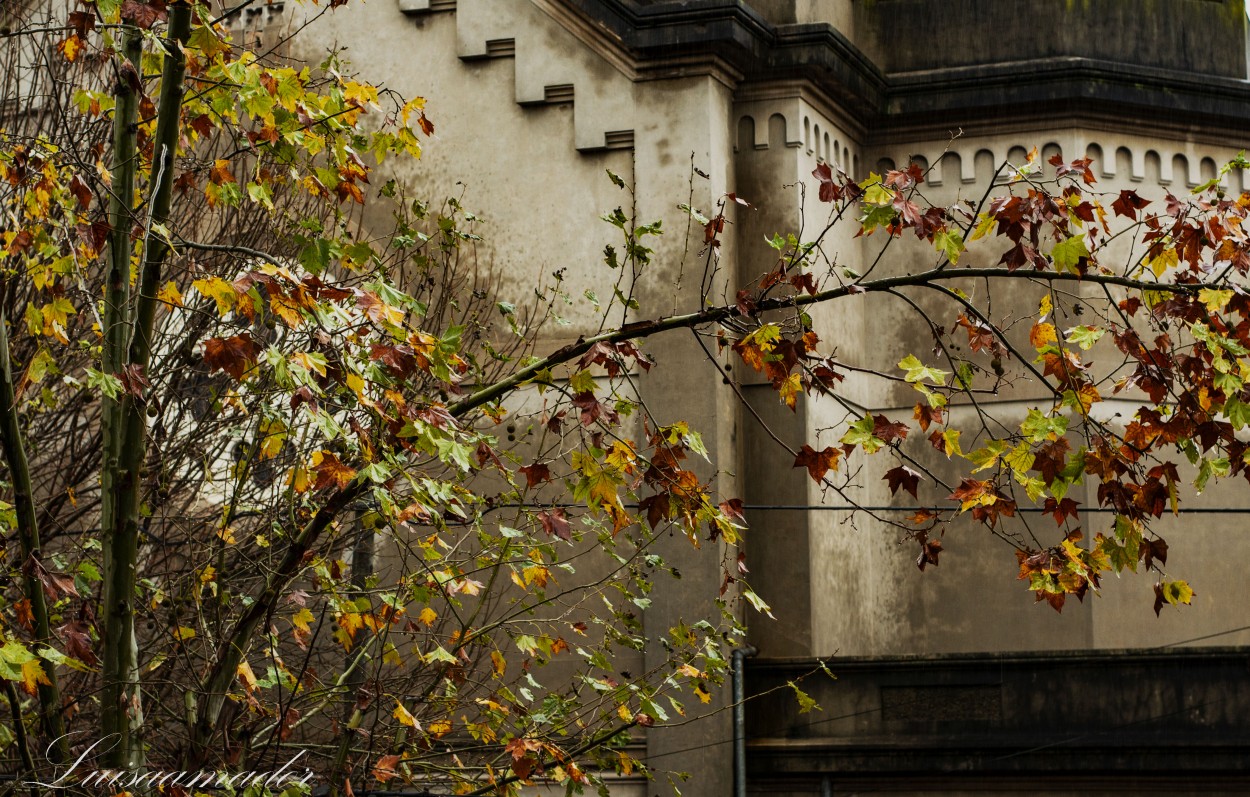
14;599;33;633
884;465;922;499
719;498;745;522
203;334;260;380
121;0;167;28
1111;189;1150;221
872;414;909;443
312;451;357;491
519;462;551;488
57;621;98;666
373;754;401;783
792;445;840;482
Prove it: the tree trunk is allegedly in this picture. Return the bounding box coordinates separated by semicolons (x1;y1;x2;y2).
99;3;190;770
98;20;144;772
0;301;66;762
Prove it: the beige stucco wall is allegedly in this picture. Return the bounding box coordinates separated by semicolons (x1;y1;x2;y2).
285;0;1250;788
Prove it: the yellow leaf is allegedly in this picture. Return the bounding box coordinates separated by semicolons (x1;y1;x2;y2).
778;372;802;410
157;281;183;307
172;626;197;641
291;608;315;633
418;607;437;627
237;660;258;692
291;352;327;377
694;683;711;704
393;701;419;728
1038;294;1052;321
289;463;312;494
192;277;239;317
490;650;506;677
58;35;82;63
269;292;303;328
21;659;50;696
1148;248;1179;278
1029;322;1057;349
426;719;452;738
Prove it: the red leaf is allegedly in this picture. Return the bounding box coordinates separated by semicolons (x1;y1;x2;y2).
1112;189;1150;221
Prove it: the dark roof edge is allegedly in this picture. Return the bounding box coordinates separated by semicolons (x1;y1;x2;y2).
556;0;1250;139
750;644;1250;671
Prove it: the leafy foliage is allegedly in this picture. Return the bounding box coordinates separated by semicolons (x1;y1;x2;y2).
0;3;1240;795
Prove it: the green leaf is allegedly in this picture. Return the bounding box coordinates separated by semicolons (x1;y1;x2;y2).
933;229;965;265
898;354;948;386
1195;456;1230;493
86;368;123;400
743;588;775;619
840;413;884;454
1064;325;1104;350
788;681;820;714
1224;397;1250;429
1021;409;1068;442
1051;235;1089;273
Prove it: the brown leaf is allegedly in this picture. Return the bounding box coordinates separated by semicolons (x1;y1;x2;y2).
884;465;921;499
313;452;357;491
14;599;33;633
1112;189;1150;221
23;553;78;601
120;363;149;398
57;620;98;666
372;754;401;783
916;537;942;571
537;508;571;541
69;174;92;210
519;462;551;488
792;445;840;482
719;498;745;523
121;0;167;29
203;334;260;381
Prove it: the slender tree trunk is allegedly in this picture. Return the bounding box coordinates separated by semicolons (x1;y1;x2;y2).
99;20;144;772
328;514;374;795
0;301;67;763
99;4;190;770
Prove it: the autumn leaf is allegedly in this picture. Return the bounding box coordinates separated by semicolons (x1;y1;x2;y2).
538;508;572;540
1111;189;1150;220
884;465;922;499
203;334;260;380
519;462;552;488
792;445;840;482
312;451;357;491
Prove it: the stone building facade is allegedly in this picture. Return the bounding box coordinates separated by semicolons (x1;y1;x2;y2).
298;1;1250;794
